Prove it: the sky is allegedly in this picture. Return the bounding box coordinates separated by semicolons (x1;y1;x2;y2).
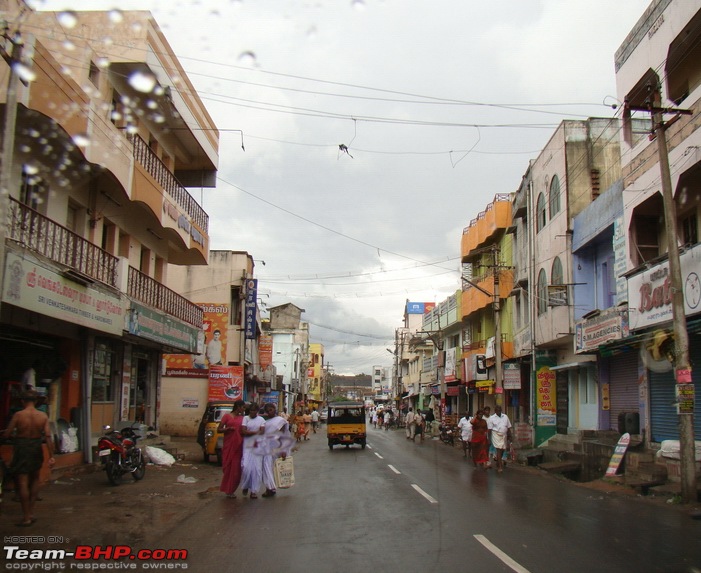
33;0;652;375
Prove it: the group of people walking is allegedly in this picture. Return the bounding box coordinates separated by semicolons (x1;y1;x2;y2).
457;405;513;472
403;408;427;442
218;401;295;500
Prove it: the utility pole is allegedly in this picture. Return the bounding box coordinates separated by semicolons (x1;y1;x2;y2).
492;246;503;405
628;87;696;503
0;29;23;315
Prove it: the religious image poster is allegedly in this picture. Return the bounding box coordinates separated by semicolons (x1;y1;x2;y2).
164;303;230;378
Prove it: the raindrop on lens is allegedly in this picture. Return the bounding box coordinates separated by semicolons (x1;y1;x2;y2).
128;71;157;93
24;164;39;175
72;134;90;147
57;11;79;28
237;51;257;66
351;0;366;11
13;63;36;83
108;9;124;24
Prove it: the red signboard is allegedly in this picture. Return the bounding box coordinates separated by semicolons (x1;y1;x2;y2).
208;365;243;402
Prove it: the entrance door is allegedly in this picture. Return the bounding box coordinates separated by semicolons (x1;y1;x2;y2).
130;352;151;425
556;371;569;434
576;366;598;429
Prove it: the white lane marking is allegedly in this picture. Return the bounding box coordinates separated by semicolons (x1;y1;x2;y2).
366;444;373;449
388;464;401;474
474;534;531;573
374;452;384;459
411;484;438;504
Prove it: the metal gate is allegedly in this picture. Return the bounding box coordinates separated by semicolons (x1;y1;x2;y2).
556;370;569;434
609;351;639;432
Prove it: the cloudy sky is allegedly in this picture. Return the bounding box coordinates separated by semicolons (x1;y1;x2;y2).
36;0;651;374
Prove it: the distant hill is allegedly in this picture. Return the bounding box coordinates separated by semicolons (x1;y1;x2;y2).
329;373;371;387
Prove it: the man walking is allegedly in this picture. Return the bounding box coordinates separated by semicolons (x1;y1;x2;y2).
310;408;320;433
487;405;512;473
405;408;415;440
457;411;473;459
3;391;55;526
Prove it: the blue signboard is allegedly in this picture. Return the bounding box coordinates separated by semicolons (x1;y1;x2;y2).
406;302;425;314
244;279;257;339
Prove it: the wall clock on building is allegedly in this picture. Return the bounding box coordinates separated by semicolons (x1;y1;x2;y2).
684;271;700;309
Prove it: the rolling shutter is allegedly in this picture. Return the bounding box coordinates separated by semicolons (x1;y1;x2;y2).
608;351;639;432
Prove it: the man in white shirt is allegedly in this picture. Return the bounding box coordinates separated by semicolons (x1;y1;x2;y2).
310;409;320;433
487;405;512;473
405;408;415;440
457;411;473;459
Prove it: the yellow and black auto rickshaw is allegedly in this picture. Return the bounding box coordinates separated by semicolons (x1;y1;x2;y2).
197;401;235;464
327;401;366;450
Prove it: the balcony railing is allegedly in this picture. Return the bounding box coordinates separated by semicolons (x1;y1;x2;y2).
8;197;118;287
127;266;203;328
126;132;209;233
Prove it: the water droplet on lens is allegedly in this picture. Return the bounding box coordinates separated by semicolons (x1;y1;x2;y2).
62;40;76;51
96;57;110;69
351;0;366;11
128;71;157;93
58;11;78;28
24;164;39;175
108;9;124;23
238;51;257;66
13;63;36;83
72;134;90;147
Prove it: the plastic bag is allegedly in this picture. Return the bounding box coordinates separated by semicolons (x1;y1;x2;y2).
145;445;176;466
176;474;197;484
274;456;295;489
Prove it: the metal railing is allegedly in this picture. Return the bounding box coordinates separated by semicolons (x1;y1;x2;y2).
127;266;203;328
8;197;118;287
126;132;209;233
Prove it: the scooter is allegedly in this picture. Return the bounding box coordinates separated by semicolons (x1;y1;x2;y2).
97;424;146;486
439;423;455;446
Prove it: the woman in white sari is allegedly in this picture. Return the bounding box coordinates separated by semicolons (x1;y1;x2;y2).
256;403;295;497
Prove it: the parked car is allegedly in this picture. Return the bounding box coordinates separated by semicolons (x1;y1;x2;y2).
320;409;328;423
196;401;235;464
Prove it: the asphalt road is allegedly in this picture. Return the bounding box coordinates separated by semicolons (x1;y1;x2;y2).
144;427;701;573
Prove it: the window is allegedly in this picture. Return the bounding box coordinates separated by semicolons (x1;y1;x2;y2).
536;193;546;232
88;60;100;87
682;212;698;246
551;257;563;285
601;258;615;309
537;269;548;315
92;342;116;402
549;175;561;218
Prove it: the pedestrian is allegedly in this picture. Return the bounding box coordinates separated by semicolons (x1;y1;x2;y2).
405;408;415;440
294;410;305;442
372;409;378;429
457;411;473;459
470;409;490;469
280;407;290;423
424;408;436;438
302;410;312;440
487;405;512;473
259;403;295;498
240;402;266;499
482;406;492;467
311;408;320;433
218;399;246;498
3;391;55;526
383;409;391;431
414;410;425;443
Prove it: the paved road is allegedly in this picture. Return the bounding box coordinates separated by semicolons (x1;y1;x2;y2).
149;427;701;573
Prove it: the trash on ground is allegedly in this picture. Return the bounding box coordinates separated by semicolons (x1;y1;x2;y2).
177;474;197;484
145;445;176;466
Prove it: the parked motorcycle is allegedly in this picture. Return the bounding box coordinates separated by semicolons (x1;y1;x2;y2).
97;424;146;486
439;423;455;446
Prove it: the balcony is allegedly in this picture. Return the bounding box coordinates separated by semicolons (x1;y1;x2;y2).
127;267;203;328
8;198;118;287
127;133;209;234
461;194;513;259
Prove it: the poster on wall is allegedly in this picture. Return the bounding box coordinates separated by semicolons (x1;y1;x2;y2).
208;365;243;402
536;366;556;426
164;303;230;378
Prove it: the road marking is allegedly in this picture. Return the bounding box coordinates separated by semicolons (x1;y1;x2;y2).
366;444;373;449
388;464;401;474
374;452;384;459
474;534;531;573
411;484;438;504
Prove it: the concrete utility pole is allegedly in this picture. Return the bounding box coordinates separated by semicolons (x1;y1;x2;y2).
0;30;23;315
629;87;696;503
492;246;503;404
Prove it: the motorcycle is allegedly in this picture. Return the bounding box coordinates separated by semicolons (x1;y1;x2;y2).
439;423;455;446
97;424;146;486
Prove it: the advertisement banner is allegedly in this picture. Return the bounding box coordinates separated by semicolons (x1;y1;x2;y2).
164;303;229;378
444;347;457;382
2;250;125;335
502;362;521;389
536;366;556;426
244;279;257;339
126;302;199;352
208;365;243;402
574;307;628;353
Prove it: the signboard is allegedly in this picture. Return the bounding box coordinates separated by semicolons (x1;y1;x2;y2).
182;398;199;408
164;303;229;377
126;302;199;352
444;347;457;382
676;383;695;414
476;380;494;393
548;285;568;306
605;432;631;477
208;365;243;402
575;307;629;353
536;366;556;426
406;301;435;314
627;243;701;330
244;279;257;339
2;250;125;335
503;362;521;389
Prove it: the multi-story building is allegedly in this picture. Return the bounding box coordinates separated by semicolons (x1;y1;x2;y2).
460;194;515;421
160;251;263;436
615;0;701;450
510;119;621;445
0;3;218;466
396;302;434;412
307;342;325;408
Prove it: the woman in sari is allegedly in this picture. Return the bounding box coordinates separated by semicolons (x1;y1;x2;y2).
294;410;306;442
218;400;246;498
470;409;490;469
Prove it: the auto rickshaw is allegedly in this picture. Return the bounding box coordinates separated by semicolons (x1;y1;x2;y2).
327;401;366;450
196;401;235;464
